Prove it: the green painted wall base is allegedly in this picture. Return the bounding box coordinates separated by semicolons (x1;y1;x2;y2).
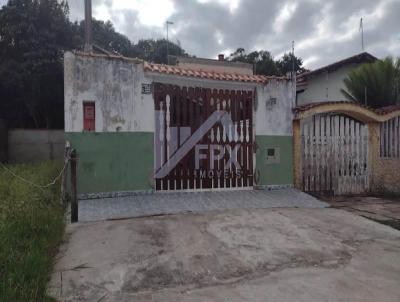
66;132;154;194
255;135;293;186
65;133;293;194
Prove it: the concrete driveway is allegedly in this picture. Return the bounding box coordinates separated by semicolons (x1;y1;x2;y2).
49;206;400;301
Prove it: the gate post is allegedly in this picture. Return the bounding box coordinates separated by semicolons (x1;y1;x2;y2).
70;149;78;223
293;119;302;189
367;121;380;193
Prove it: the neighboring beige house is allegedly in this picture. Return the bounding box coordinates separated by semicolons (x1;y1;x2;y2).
169;54;254;75
296;52;377;105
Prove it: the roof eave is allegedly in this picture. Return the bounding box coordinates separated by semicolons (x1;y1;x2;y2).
298;52;378;79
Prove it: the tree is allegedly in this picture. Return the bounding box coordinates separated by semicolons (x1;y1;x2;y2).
228;48;279;76
341;57;400;108
132;39;187;64
0;60;26;126
228;48;246;61
276;52;305;75
71;19;136;56
228;48;305;77
0;0;73;128
0;0;190;128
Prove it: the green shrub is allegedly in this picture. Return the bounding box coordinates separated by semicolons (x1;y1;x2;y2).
0;162;65;301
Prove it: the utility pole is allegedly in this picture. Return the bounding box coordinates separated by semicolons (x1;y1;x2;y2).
84;0;93;53
360;18;364;51
292;40;295;79
70;149;78;223
166;21;174;65
292;40;297;107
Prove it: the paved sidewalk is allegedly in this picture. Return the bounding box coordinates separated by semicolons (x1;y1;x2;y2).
78;189;328;222
322;195;400;229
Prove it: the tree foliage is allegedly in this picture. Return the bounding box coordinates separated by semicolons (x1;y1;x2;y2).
0;0;303;128
0;0;186;128
133;39;187;64
0;0;72;128
71;19;135;56
341;57;400;108
276;52;305;75
227;48;305;76
72;20;187;61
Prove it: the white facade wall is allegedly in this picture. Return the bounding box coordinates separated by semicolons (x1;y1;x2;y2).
297;64;358;105
64;52;154;133
255;79;294;136
64;52;294;136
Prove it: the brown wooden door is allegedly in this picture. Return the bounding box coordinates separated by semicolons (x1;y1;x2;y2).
154;83;254;191
83;102;95;131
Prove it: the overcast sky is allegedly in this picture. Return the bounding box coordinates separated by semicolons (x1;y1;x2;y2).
2;0;400;69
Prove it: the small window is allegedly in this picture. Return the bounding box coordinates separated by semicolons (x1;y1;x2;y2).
83;102;95;131
266;147;280;164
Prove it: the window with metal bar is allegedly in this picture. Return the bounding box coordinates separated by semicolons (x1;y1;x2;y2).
380;117;400;158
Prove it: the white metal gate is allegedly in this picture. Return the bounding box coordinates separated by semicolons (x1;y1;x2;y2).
301;113;369;195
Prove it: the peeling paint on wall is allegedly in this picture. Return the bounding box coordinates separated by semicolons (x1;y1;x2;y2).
64;52;154;133
64;51;296;193
255;80;294;136
65;51;294;136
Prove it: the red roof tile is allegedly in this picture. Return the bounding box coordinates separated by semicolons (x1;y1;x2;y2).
144;62;285;83
71;50;287;84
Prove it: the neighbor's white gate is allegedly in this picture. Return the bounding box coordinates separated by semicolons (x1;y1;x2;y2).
301;113;369;195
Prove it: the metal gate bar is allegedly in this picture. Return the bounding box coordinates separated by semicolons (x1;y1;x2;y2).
154;83;253;191
301;113;368;195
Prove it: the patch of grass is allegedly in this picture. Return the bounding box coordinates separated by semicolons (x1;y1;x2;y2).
0;162;65;301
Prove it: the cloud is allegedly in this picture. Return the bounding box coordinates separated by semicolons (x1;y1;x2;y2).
8;0;399;69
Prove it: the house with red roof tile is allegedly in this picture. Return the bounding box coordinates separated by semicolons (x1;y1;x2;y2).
64;51;296;195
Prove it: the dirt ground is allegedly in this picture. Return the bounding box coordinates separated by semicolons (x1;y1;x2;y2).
49;207;400;302
321;195;400;230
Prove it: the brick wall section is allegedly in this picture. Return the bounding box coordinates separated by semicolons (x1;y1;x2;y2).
369;122;400;194
373;158;400;194
292;119;302;189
